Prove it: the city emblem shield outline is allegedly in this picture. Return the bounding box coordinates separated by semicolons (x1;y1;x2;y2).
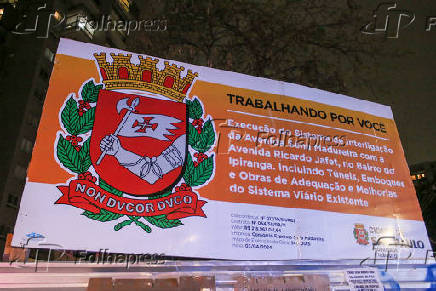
90;89;188;196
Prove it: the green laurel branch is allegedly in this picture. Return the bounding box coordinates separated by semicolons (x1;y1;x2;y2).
56;135;91;174
187;98;203;119
81;80;103;103
60;98;95;135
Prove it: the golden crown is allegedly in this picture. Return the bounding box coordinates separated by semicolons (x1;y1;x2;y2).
94;53;198;102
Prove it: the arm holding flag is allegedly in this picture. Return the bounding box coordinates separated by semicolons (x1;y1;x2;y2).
100;134;185;184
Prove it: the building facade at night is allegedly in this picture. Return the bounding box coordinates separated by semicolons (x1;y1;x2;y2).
410;160;436;249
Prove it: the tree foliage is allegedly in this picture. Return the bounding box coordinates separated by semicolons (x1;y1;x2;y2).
128;0;383;94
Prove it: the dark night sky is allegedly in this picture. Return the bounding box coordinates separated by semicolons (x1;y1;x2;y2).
349;1;436;165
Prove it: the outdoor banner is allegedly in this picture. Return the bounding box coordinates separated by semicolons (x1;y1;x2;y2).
13;38;432;262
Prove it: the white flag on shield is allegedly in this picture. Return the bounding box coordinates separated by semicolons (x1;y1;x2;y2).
117;113;180;141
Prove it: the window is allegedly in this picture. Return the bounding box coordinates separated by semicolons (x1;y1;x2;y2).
66;11;95;39
44;48;54;62
77;16;96;38
118;67;129;79
163;76;175;88
7;194;19;208
53;10;62;21
14;165;27;179
412;173;426;180
142;70;152;82
0;8;4;21
118;0;130;12
20;138;33;154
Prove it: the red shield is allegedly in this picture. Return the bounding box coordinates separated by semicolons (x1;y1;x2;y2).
90;89;187;196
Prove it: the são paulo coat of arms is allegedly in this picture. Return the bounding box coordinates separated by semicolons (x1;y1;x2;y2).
353;224;369;245
55;53;216;233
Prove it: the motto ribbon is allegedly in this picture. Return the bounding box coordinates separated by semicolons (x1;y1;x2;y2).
56;180;206;219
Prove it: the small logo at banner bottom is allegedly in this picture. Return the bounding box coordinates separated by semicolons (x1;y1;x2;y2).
353;223;369;245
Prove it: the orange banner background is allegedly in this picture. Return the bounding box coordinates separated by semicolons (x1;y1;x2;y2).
28;54;422;221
